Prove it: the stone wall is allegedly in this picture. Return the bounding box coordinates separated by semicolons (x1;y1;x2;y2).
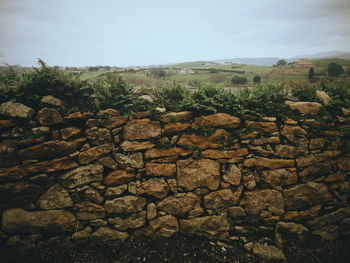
1;99;350;260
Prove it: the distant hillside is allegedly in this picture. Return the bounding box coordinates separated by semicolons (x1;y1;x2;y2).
212;57;281;66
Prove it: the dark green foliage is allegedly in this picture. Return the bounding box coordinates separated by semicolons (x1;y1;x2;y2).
321;82;350;115
253;75;261;84
308;67;314;81
152;84;189;111
274;59;287;67
291;83;318;101
231;76;247;85
327;63;344;77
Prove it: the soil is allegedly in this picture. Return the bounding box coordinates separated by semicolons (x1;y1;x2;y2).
1;235;349;263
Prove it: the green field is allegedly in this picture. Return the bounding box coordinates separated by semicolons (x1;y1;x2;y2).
78;58;350;88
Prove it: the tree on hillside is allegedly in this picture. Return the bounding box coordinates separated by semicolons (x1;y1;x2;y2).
327;63;344;77
231;76;247;85
274;60;287;68
308;67;314;82
150;68;166;78
253;75;261;84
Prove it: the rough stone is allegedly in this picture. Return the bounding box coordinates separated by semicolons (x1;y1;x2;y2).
59;164;103;189
164;122;190;133
252;137;280;145
227;206;246;218
91;227;128;241
98;156;118;170
136;178;169;198
123;119;161;140
158;193;201;216
105;196;146;214
244;189;284;216
78;143;114;164
147;203;157;220
275;222;309;245
0;101;34;119
306;207;350;229
296;151;341;168
39;184;73;210
25;157;78;174
245;121;278;132
120;140;155;152
37;108;63;125
75;202;105;220
261;168;297;187
102;116;128;129
108;211;146;230
159;112;192;123
252;242;285;261
201;148;248;159
0;140;19;168
179;214;229;239
285;101;322;115
86;127;112;145
283;205;322;221
19;139;84;161
137;215;179;237
316;90;332;105
243;157;294;169
144;147;192;159
104;170;135;185
177;158;220;190
0;182;41;206
64;111;92;121
72;226;92;240
223;164;241;185
104;184;128;197
284;182;332;210
146;163;176;177
41;95;63;106
280;125;307;144
274;144;307;158
84;187;104;204
98;109;120;117
204;188;242;210
114;152;144;169
2;208;77;233
177;129;230;149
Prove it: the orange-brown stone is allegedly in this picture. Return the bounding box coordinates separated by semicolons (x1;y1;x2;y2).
146;163;176;177
194;113;240;128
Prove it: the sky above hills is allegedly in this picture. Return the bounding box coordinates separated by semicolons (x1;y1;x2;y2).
0;0;349;67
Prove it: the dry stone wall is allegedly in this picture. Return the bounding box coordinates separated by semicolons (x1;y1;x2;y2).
1;99;350;259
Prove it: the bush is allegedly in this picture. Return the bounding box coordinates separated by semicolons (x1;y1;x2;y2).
290;82;318;101
327;63;344;77
231;76;247;85
152;84;189;111
253;75;261;84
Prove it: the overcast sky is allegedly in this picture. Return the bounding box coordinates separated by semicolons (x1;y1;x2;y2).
0;0;349;67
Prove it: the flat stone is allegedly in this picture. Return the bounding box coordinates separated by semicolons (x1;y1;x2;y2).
37;107;63;125
284;182;332;210
252;242;285;261
98;156;118;170
0;182;41;206
104;170;135;185
179;214;229;239
38;184;73;210
0;166;28;183
274;144;307;158
147;203;157;220
78;143;114;164
243;157;294;169
120;140;155;152
223;164;241;185
227;206;246;218
105;196;146;214
19;139;85;161
177;158;220;190
98;109;120;117
59;164;103;189
245;121;278;132
2;208;77;233
64;111;92;121
252;136;280;145
158;193;201;216
104;185;128;197
0;101;34;119
75;202;105;220
114;152;144;169
144;147;192;159
261;168;297;187
307;207;350;230
281;125;307;144
275;222;309;245
244;189;284;215
204;188;242;210
296;151;341;167
91;227;128;241
201;148;248;159
283;205;322;221
60;127;81;140
163;122;190;133
123;119;161;140
194;113;240;128
177;129;229;149
146;163;176;177
25;157;78;174
285;101;322;115
159;112;192;123
136;178;169;199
